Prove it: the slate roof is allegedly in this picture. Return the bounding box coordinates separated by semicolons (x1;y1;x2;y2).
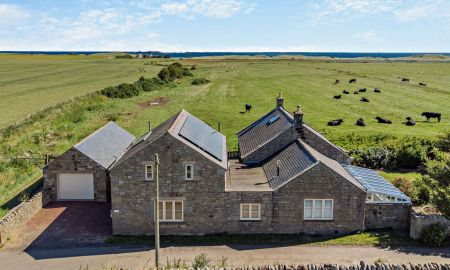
237;107;294;158
73;122;135;169
263;140;317;189
343;165;410;202
112;110;227;169
111;112;181;167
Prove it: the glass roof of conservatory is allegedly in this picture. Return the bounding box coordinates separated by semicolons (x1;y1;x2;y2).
343;165;411;203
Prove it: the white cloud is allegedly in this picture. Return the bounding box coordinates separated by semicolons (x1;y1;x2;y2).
0;4;30;26
354;31;379;42
159;0;250;18
395;0;450;22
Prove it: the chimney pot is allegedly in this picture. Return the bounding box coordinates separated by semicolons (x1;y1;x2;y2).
276;92;284;108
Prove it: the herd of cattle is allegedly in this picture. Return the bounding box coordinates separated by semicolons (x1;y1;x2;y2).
327;78;442;127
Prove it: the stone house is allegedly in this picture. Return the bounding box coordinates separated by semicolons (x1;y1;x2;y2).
44;94;411;235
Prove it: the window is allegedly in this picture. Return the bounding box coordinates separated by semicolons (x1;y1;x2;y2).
304;199;333;220
240;203;260;220
145;165;153;180
158;200;183;222
185;164;193;180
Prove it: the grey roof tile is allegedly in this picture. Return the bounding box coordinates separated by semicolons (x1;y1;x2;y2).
263;140;317;189
73;122;135;169
237;108;294;158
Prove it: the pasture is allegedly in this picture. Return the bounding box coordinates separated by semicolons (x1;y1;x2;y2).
0;54;449;206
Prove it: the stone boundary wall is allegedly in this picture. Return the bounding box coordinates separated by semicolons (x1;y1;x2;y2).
158;262;449;270
0;189;48;244
364;203;411;230
410;211;450;240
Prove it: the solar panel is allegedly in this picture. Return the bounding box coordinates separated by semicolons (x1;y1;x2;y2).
343;165;410;201
179;115;224;161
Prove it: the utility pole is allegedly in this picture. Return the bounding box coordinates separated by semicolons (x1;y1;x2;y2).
154;153;160;268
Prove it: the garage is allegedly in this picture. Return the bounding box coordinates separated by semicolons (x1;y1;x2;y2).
58;173;94;200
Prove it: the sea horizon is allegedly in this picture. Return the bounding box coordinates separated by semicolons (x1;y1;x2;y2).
1;51;450;59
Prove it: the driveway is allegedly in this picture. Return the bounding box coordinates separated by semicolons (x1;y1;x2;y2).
5;201;112;251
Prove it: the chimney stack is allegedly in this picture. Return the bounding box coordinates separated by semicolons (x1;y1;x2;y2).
276;92;284;108
294;105;304;137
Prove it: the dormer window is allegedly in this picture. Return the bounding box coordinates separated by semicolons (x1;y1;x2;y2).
266;115;280;125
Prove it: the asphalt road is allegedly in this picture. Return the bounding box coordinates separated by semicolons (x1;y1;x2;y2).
1;244;449;270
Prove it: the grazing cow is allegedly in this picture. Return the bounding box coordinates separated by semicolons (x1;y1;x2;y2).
405;117;416;126
374;88;381;93
343;90;350;94
333;94;342;99
419;82;427;86
349;78;357;84
358;88;367;92
360;97;369;102
327;119;343;126
402;78;410;82
333;79;340;85
422;112;441;122
245;104;252;113
356;118;366;126
375;116;392;124
353;91;359;94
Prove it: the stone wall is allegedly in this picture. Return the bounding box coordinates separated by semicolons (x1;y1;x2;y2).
242;128;297;164
410;210;450;240
364;203;411;230
302;124;352;165
176;263;449;270
0;189;48;244
43;148;108;202
110;132;366;235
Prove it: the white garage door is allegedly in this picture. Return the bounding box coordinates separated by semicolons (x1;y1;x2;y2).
58;173;94;200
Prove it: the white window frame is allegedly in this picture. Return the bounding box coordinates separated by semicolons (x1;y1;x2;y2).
240;203;261;220
185;164;194;180
303;199;333;220
145;164;153;181
158;200;184;222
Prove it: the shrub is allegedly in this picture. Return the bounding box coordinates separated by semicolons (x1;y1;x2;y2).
191;65;197;70
395;142;427;169
350;147;395;169
435;130;450;152
413;177;431;205
192;254;210;269
158;67;171;82
421;223;447;247
18;191;30;203
137;77;165;92
192;78;211;85
392;177;414;197
101;83;140;99
217;256;228;268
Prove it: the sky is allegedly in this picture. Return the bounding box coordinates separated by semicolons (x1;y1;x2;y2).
0;0;449;52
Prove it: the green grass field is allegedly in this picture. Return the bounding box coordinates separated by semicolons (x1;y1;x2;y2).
0;54;449;208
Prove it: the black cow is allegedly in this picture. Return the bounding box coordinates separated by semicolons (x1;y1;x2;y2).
402;78;410;82
405;117;416;126
343;90;349;94
419;82;427;86
374;88;381;93
353;91;359;94
333;79;340;85
349;78;357;84
333;94;342;99
245;104;252;113
375;116;392;124
356;118;366;126
358;88;367;92
360;97;369;102
422;112;441;122
327;119;343;126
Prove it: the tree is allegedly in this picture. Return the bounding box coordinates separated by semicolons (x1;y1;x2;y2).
423;150;450;218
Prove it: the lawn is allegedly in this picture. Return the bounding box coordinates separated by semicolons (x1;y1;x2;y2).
0;54;449;207
105;230;419;247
